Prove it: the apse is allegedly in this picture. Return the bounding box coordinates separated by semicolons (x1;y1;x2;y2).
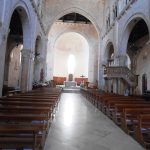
53;32;89;80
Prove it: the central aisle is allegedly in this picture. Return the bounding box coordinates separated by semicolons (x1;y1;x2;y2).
44;93;144;150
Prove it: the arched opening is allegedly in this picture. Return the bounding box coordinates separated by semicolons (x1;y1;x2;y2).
33;36;43;83
127;19;149;73
53;32;89;86
107;43;114;67
121;17;150;95
2;6;31;95
3;10;23;95
46;11;99;87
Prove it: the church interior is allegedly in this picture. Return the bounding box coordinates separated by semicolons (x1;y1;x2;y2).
0;0;150;149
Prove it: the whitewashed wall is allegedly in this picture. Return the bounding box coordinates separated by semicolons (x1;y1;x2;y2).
46;22;99;83
53;32;89;79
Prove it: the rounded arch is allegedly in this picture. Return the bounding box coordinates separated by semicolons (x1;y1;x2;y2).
103;41;115;65
46;7;100;38
53;32;90;79
8;1;32;49
119;13;150;55
3;2;32;93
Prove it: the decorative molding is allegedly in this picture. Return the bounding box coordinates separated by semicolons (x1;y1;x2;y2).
104;66;138;87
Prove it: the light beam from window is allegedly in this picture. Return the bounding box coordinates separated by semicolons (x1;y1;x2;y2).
68;54;76;74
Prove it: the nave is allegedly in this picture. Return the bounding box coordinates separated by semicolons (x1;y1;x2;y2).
44;93;144;150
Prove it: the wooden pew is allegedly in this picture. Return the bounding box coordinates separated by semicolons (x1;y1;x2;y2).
135;114;150;149
0;87;61;150
0;124;42;150
106;100;147;117
112;104;150;125
0;100;54;107
121;108;150;135
81;89;150;149
0;112;49;149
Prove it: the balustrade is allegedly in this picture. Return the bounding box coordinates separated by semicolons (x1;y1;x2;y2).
104;66;138;87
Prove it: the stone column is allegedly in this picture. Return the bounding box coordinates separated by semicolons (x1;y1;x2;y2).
21;49;33;92
42;37;48;82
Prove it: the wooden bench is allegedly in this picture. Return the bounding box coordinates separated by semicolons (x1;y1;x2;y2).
112;104;150;125
0;112;50;150
0;124;42;150
0;87;62;149
121;108;150;135
106;99;146;117
135;114;150;149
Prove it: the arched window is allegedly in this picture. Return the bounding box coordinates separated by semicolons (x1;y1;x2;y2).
67;54;76;74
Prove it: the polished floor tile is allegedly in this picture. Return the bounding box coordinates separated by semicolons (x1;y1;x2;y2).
44;93;144;150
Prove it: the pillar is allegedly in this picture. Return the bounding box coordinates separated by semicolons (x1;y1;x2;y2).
21;49;33;92
0;26;9;96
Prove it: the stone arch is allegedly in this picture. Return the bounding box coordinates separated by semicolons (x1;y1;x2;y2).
119;13;150;55
103;41;115;66
52;32;90;79
3;3;32;95
46;8;100;83
46;7;100;38
9;1;32;49
47;25;99;82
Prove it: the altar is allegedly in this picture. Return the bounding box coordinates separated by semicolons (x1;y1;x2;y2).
64;81;77;87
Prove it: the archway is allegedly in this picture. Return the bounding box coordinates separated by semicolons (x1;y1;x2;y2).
53;32;89;85
46;12;99;85
120;17;149;95
3;7;31;95
126;19;149;73
120;15;149;55
3;10;23;95
104;42;115;67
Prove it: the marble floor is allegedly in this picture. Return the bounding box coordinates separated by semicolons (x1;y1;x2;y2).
44;93;144;150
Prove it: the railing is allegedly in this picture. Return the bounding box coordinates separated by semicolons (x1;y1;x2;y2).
104;66;138;87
